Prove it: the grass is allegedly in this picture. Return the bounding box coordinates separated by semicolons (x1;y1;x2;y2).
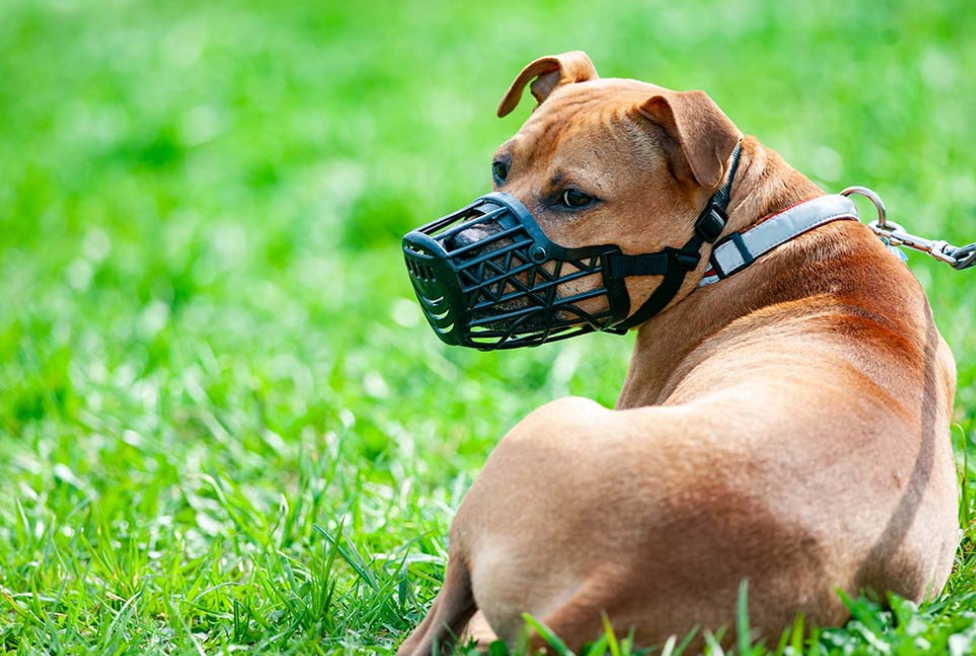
1;0;976;653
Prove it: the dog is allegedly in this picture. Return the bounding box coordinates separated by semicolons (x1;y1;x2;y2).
397;51;959;654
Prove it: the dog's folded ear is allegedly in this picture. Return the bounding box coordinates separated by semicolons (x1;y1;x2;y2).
639;91;742;190
497;52;599;118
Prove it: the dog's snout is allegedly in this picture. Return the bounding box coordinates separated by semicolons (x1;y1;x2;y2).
446;220;504;253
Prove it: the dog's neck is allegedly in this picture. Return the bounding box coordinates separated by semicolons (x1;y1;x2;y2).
617;137;833;408
723;136;824;236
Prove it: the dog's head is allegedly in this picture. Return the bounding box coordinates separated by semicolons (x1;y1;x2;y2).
403;52;743;349
490;51;742;322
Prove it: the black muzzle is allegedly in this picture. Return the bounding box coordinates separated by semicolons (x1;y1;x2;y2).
403;192;630;350
403;146;740;351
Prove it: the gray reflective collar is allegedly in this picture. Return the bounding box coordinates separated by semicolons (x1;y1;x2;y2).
699;194;859;287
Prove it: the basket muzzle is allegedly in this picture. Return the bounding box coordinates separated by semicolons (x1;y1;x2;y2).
402;144;740;351
402;192;630;350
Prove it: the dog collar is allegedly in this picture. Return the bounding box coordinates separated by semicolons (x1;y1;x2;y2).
698;194;860;287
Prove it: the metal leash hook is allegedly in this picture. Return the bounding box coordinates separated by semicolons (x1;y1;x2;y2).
841;186;976;270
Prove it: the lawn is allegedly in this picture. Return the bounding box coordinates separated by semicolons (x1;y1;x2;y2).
2;0;976;654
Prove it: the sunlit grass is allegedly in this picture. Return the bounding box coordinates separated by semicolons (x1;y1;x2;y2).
1;0;976;653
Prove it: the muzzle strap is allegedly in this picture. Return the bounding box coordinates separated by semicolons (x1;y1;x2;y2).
609;142;742;330
608;252;670;278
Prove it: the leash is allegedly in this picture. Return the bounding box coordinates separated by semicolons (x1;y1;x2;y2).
841;186;976;271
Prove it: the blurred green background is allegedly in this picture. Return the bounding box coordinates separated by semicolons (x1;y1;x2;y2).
2;0;976;654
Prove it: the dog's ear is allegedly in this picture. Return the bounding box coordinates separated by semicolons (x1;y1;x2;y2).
497;52;599;118
638;91;741;189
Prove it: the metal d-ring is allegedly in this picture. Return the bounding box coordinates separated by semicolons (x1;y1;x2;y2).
841;186;888;229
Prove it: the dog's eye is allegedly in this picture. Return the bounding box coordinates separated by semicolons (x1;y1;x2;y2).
561;189;592;208
492;161;509;183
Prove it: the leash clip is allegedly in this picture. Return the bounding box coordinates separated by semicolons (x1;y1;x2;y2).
841;186;975;270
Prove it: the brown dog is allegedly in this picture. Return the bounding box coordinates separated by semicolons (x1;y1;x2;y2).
397;52;959;654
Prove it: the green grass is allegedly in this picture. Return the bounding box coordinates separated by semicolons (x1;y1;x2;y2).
2;0;976;653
